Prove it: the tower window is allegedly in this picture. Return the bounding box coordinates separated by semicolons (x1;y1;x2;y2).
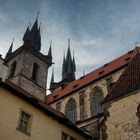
31;63;39;81
8;61;17;78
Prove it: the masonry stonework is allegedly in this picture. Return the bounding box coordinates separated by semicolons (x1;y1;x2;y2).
104;90;140;140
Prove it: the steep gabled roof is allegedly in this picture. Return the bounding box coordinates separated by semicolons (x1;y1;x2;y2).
46;47;140;104
0;79;90;138
103;48;140;103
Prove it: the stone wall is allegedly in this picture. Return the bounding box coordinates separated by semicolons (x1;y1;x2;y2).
6;50;49;101
104;90;140;140
50;68;124;121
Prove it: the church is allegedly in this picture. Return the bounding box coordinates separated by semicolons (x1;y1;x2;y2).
0;15;140;140
0;17;90;140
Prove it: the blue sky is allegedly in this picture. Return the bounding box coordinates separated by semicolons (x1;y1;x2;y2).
0;0;140;92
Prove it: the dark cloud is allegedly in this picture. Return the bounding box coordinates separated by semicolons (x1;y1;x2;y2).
0;0;140;91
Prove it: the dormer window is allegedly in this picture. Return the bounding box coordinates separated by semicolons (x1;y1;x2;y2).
8;61;17;78
31;63;39;81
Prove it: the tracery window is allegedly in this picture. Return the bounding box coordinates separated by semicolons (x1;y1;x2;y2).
8;61;17;78
65;98;76;123
91;88;104;116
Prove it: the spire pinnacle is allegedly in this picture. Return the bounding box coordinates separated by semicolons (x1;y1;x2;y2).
50;67;54;84
68;38;70;48
5;38;14;58
48;41;52;57
50;67;55;91
23;24;31;42
37;11;39;21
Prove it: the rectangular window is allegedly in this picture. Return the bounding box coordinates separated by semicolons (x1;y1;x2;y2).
56;102;61;111
62;132;68;140
17;110;32;135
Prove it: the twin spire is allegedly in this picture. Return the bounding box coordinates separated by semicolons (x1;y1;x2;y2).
62;39;76;81
23;12;41;51
50;39;76;91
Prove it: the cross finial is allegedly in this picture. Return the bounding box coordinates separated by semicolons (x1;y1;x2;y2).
37;11;39;20
68;38;70;47
12;38;14;43
50;40;52;47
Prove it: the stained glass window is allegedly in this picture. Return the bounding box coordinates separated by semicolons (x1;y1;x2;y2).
91;88;104;116
65;98;76;123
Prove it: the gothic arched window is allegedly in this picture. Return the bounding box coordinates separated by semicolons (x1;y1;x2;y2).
65;98;76;123
91;88;104;116
8;61;17;78
31;63;39;81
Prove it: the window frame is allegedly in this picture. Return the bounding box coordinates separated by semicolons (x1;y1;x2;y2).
17;109;33;136
65;98;76;123
91;88;104;116
62;132;68;140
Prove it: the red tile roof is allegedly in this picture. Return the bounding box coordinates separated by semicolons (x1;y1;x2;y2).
46;47;140;104
103;48;140;103
0;79;90;138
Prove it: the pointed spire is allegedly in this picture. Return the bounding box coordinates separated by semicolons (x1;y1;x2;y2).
29;12;41;51
23;25;31;42
68;38;70;47
72;51;76;72
50;67;54;84
50;67;55;91
48;41;52;57
5;39;14;58
66;39;72;61
31;12;39;32
62;51;66;80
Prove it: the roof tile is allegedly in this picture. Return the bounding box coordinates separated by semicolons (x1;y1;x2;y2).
46;47;140;104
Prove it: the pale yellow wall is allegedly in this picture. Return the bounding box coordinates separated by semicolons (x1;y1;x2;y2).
105;90;140;140
0;88;87;140
50;68;125;122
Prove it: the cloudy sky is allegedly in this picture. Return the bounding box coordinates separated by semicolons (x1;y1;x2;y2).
0;0;140;92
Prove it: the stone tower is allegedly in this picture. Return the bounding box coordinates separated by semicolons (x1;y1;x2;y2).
5;16;53;101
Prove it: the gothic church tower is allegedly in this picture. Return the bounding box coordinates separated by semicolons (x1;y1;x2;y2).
50;39;76;91
5;16;52;101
